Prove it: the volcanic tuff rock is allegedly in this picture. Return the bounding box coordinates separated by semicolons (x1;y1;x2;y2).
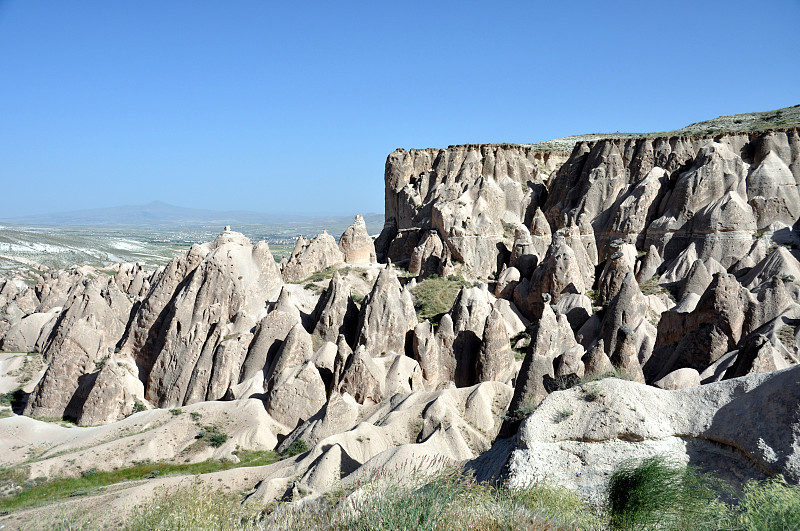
380;144;568;276
25;277;132;420
355;266;416;356
310;270;358;345
338;214;377;265
505;366;800;501
3;116;800;523
282;231;344;282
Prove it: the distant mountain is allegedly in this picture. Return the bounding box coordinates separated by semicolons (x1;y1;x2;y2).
0;201;383;229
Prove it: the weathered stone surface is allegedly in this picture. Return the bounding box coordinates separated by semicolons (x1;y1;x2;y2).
311;271;358;345
24;278;132;420
493;265;520;299
238;288;302;385
412;316;456;389
355;267;416;356
654;367;701;390
476;308;515;384
265;360;327;429
339;214;377;265
0;311;57;353
506;366;800;500
382;145;564;276
282;231;344;282
143;232;283;407
76;357;139;426
408;230;450;278
500;304;578;436
337;345;384;405
450;285;493;387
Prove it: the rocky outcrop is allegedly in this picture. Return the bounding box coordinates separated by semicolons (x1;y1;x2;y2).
338;214;376;265
380;145;567;276
505;366;800;500
500;304;580;436
412;315;456;389
311;271;358;345
24;278;132;420
408;230;450;278
283;231;344;282
476;307;515;384
355;266;416;356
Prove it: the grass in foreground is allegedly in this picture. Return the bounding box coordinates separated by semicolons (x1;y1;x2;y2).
15;453;800;530
606;455;725;530
0;449;279;513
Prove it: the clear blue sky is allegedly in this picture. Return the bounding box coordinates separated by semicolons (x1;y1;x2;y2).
1;1;798;218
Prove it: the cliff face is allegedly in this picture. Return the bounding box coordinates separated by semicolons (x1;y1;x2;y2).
379;144;569;276
380;130;800;277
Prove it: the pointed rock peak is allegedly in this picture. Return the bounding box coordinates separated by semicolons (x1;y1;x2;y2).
438;313;455;337
514;224;532;241
336;333;352;356
374;265;399;287
211;229;251;249
741;246;800;289
272;287;298;316
530;208;551;237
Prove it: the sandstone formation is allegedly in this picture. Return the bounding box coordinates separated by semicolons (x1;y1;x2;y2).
338;214;376;265
3;122;800;523
282;231;344;282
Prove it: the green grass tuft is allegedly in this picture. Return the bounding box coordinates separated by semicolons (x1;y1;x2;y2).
721;475;800;530
606;455;724;530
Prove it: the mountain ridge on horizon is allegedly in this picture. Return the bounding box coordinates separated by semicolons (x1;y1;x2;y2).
0;200;383;228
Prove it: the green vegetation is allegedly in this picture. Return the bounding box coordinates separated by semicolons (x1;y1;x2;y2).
721;475;800;530
501;220;516;239
125;481;262;531
552;408;573;423
510;330;531;360
502;399;539;424
194;424;229;448
0;388;24;409
410;274;469;322
281;438;309;458
525;104;800;153
582;383;605;402
18;452;800;530
263;463;604;530
0;452;276;513
350;288;365;308
94;355;108;371
297;266;351;284
0;449;280;514
606;455;724;530
639;276;671;298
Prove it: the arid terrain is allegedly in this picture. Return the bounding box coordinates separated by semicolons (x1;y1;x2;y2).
1;106;800;530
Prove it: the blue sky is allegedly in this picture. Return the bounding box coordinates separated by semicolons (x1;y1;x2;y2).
1;1;798;218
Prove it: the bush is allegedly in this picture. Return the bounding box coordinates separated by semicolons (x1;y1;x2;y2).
281;438;309;458
722;475;800;530
606;455;723;530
